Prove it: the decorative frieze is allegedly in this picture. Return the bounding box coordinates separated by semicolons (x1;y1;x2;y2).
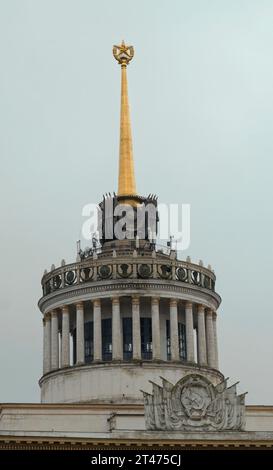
42;256;217;299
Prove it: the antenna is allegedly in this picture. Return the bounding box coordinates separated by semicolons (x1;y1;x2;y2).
167;235;174;250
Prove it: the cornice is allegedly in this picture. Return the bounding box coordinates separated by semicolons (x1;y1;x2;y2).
0;434;273;450
39;279;221;314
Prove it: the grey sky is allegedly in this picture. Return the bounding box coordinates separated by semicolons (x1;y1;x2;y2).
0;0;272;403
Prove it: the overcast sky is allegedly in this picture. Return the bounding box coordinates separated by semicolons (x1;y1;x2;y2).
0;0;272;404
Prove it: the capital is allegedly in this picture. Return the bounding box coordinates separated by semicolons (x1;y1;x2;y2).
170;299;178;307
75;301;84;310
132;295;140;305
93;299;101;308
61;305;69;314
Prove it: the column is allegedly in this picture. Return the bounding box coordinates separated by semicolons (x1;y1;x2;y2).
93;299;102;361
185;302;195;362
170;299;179;360
43;314;51;374
205;309;215;367
151;297;161;360
213;311;219;369
132;295;141;360
51;310;59;370
197;304;207;365
76;301;85;365
61;305;70;368
112;297;122;360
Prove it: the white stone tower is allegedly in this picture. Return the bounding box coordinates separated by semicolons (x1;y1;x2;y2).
39;41;223;405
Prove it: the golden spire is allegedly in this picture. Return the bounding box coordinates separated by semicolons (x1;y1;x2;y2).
113;41;137;197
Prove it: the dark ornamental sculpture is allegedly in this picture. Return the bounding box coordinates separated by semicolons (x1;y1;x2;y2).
80;267;93;282
158;264;172;279
176;267;187;282
65;270;76;286
138;264;152;279
118;264;132;278
142;374;246;431
99;265;112;279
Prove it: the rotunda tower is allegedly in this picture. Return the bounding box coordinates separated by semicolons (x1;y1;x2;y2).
38;42;222;404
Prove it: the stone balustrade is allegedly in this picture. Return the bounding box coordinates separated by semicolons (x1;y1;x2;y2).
41;253;216;298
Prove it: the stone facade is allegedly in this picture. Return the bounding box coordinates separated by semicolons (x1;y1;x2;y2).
0;403;273;450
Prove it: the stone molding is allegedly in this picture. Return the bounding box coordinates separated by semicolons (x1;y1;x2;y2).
39;360;224;387
39;279;221;314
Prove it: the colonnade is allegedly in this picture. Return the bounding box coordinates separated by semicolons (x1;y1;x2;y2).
43;297;219;374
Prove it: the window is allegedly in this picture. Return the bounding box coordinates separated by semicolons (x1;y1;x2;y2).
102;318;112;361
166;320;171;360
72;329;76;365
166;320;187;360
72;322;94;364
141;317;152;360
178;323;187;360
123;318;132;360
84;321;93;363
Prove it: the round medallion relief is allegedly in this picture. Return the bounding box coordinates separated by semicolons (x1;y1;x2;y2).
138;264;152;279
176;267;187;282
118;263;132;278
99;264;111;279
80;267;93;282
65;270;76;285
158;264;171;279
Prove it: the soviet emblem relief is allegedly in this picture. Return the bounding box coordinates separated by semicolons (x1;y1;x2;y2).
180;380;211;419
142;374;246;431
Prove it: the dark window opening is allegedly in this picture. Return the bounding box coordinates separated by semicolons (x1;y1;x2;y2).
178;322;187;360
72;330;76;365
102;318;112;361
166;320;171;360
123;317;132;360
141;317;152;360
166;320;187;360
84;321;93;363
